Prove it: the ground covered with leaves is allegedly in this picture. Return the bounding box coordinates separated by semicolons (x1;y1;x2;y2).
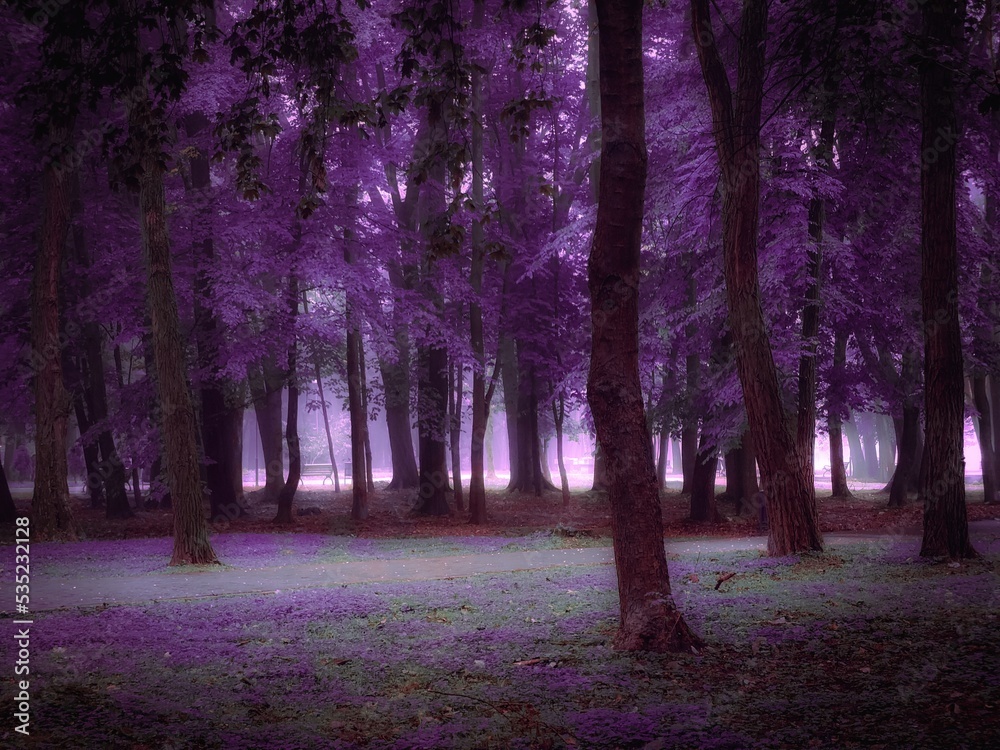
13;535;1000;749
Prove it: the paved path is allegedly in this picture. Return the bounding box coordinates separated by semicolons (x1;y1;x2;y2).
4;522;999;614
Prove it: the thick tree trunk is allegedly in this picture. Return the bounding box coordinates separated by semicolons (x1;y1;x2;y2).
877;413;896;483
690;435;721;523
692;0;822;555
888;403;920;508
130;95;216;565
588;0;701;652
918;0;974;559
31;147;78;541
273;275;300;525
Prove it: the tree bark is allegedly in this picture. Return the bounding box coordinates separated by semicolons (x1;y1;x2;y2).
313;365;340;493
917;0;975;559
449;358;464;512
273;274;300;525
184;112;239;523
588;0;701;652
0;455;15;524
554;395;571;508
656;431;669;491
248;359;285;503
691;0;822;555
31;133;78;541
380;344;418;490
128;91;216;565
347;324;369;520
690;434;721;523
796;112;837;492
828;330;852;497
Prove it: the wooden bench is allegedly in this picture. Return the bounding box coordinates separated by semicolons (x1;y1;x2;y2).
300;464;335;486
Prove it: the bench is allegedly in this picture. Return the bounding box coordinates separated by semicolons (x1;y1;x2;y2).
300;464;335;486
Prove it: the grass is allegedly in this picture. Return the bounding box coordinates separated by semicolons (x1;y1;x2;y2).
13;537;1000;749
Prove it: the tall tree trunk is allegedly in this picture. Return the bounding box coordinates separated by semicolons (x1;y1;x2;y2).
971;377;996;503
184;112;238;523
797;113;836;492
31;133;78;541
918;0;975;559
690;434;721;523
692;0;822;555
877;413;896;483
273;275;300;525
129;92;216;564
588;0;701;652
346;324;369;519
223;404;247;514
468;0;489;523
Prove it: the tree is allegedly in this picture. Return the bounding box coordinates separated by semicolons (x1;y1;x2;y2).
588;0;701;652
917;0;975;559
690;0;822;555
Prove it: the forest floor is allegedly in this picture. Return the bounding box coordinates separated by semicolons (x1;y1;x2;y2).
3;489;999;748
7;483;1000;542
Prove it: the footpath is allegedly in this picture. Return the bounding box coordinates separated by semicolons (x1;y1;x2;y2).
5;521;999;614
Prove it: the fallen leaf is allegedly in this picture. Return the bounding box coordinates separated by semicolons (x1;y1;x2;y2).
715;572;736;590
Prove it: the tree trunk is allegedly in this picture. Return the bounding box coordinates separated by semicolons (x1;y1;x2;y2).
273;275;300;525
501;335;520;488
359;339;375;494
588;0;701;652
971;377;996;503
690;435;721;523
31;137;78;541
347;326;369;519
877;413;896;483
918;0;975;559
223;404;248;514
314;366;340;493
129;93;216;564
0;455;15;524
591;443;609;491
381;347;418;490
449;358;465;512
796;113;836;492
692;0;822;555
828;330;852;497
844;416;865;479
858;412;881;480
681;276;699;494
248;359;285;503
417;343;450;515
992;374;1000;501
554;395;571;508
656;431;669;491
184;112;239;523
